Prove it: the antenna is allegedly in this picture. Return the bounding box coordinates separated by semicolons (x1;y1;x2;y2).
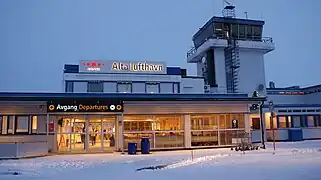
222;0;235;18
244;12;248;19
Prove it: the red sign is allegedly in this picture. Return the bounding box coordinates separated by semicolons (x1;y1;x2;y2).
82;61;105;67
49;122;54;132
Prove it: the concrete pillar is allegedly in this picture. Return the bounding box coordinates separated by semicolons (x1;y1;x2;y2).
115;115;124;152
244;113;250;133
184;115;191;148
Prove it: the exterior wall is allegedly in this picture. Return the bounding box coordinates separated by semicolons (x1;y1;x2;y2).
267;94;304;105
266;129;288;141
181;78;204;94
238;50;266;96
0;101;47;114
213;48;227;93
303;128;321;139
64;73;181;83
123;101;248;114
304;92;321;104
0;135;48;159
64;73;205;94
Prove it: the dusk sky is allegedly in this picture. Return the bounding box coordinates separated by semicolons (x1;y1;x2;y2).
0;0;320;92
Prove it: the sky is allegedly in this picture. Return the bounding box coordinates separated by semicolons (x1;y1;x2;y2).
0;0;320;92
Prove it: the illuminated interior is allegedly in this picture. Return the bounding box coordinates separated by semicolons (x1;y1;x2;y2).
123;115;184;149
54;115;116;152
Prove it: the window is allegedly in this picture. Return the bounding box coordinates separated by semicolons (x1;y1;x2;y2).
0;116;2;134
87;81;103;92
246;25;252;39
214;23;224;38
65;81;74;92
292;116;301;128
154;115;183;131
191;115;218;130
117;82;132;93
317;116;321;127
288;116;292;128
173;83;179;93
251;118;260;130
278;116;287;128
146;83;159;93
7;116;14;134
253;26;262;40
231;24;238;38
239;24;246;39
307;116;315;127
31;115;47;134
15;116;29;133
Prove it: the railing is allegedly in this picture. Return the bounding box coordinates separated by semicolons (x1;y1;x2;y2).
187;36;274;58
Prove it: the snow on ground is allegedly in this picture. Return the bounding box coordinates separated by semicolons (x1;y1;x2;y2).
1;141;321;180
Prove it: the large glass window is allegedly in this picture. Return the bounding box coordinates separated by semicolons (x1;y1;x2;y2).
65;81;74;92
117;82;132;93
191;115;218;130
16;116;29;133
278;116;287;128
154;115;183;131
87;81;103;92
307;116;315;127
124;115;183;149
191;114;245;147
146;83;159;93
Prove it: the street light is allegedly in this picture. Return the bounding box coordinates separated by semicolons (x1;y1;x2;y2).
269;101;276;151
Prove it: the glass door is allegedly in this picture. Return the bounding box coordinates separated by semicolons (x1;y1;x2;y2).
70;117;86;153
87;115;102;152
102;116;116;151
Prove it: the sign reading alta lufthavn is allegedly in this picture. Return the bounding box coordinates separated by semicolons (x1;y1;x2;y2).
79;60;167;74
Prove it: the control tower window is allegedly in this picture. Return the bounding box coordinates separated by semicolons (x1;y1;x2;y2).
239;24;246;39
214;23;224;38
253;25;262;41
246;25;253;39
231;24;238;38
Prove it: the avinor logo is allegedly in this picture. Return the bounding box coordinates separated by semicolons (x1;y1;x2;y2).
47;100;123;112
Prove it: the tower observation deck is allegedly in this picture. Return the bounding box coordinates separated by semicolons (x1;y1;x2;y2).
187;3;275;95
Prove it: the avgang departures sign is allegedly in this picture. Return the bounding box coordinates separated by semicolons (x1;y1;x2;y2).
47;100;123;113
79;60;167;74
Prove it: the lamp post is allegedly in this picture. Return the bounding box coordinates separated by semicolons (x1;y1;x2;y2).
269;101;276;151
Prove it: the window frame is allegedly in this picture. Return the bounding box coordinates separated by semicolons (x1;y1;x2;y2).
145;82;160;94
65;81;74;92
117;82;132;93
14;115;30;135
7;115;15;135
87;81;104;93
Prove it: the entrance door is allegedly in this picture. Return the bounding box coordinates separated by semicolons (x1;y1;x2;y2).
87;115;102;152
102;116;116;151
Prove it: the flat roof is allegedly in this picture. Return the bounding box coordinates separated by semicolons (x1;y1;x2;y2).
0;92;266;102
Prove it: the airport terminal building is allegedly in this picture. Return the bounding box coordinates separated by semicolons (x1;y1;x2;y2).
0;5;320;158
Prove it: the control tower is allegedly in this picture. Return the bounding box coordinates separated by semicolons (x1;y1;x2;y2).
186;3;274;96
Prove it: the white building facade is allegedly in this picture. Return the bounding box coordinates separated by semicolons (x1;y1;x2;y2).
63;60;205;94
